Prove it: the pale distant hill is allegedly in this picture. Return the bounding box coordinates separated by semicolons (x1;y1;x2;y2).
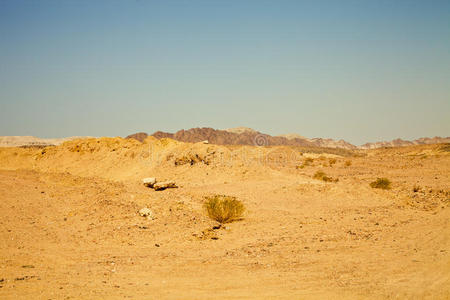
360;137;450;149
224;127;258;135
0;136;93;147
278;133;307;140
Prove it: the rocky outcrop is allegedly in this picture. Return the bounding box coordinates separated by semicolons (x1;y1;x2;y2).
153;181;177;191
142;177;156;188
142;177;177;191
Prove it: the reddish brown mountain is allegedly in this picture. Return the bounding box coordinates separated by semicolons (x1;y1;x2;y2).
126;127;449;150
126;127;353;148
158;127;318;147
125;132;148;142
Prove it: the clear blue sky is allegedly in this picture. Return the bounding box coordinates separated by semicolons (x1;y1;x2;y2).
0;0;449;145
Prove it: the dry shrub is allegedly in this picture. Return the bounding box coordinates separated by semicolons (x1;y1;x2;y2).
175;153;210;166
313;170;336;182
413;185;421;193
439;144;450;152
304;157;314;166
329;158;337;166
305;157;314;163
296;157;314;169
370;178;391;190
204;195;245;224
344;160;352;167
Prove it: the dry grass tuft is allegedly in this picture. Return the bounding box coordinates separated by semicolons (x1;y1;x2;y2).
439;144;450;152
296;157;314;169
370;178;391;190
344;160;352;167
313;170;337;182
204;195;245;224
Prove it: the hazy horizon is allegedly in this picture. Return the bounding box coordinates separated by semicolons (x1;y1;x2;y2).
1;0;449;145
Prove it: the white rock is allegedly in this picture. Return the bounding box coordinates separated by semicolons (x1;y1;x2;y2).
139;207;153;218
202;140;209;144
143;177;157;187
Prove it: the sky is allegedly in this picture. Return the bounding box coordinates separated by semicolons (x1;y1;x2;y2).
0;0;449;145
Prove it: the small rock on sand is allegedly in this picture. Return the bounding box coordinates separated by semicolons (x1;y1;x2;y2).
143;177;156;188
153;181;177;191
139;207;153;219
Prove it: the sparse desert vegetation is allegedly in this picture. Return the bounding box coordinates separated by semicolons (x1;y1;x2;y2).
296;157;314;169
313;170;338;182
204;195;245;224
370;178;392;190
328;158;337;166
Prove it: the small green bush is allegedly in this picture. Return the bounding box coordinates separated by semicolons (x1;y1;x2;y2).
204;195;245;224
370;178;391;190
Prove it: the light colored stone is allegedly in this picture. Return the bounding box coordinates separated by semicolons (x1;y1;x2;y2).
142;177;156;187
139;207;153;218
153;181;177;191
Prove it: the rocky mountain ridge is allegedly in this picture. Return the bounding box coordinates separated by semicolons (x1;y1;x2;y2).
2;128;448;149
126;127;450;150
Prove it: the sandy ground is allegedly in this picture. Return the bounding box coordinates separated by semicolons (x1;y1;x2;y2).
0;138;449;299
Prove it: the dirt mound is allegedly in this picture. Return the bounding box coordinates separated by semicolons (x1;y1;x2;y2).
0;136;359;184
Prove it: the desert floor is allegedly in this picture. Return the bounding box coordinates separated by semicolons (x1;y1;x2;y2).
0;138;449;299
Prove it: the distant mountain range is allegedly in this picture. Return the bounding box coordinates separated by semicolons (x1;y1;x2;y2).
125;127;449;150
1;128;447;149
359;137;450;149
0;136;92;148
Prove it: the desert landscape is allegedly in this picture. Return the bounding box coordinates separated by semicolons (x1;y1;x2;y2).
1;1;450;298
0;134;449;299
